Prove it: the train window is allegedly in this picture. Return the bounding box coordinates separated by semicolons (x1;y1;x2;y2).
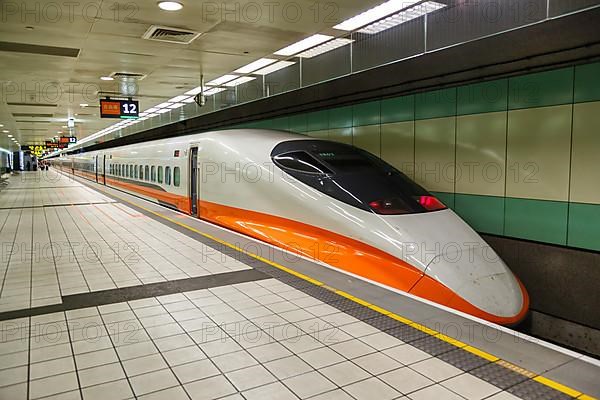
134;165;138;179
129;165;133;178
174;167;180;187
144;166;149;181
273;151;331;174
165;166;171;185
158;166;163;183
139;165;143;180
151;166;156;182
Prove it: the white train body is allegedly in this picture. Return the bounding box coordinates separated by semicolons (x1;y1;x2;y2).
51;129;528;325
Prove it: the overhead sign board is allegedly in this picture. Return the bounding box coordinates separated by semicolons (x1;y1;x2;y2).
100;98;139;119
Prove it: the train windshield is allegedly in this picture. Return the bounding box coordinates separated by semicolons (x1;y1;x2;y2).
271;140;446;215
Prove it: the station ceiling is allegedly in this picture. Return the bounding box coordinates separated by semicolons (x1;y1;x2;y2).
0;0;383;151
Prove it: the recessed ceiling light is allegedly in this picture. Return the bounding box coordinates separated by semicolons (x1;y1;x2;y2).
234;58;277;74
2;130;8;133
100;76;114;81
158;1;183;11
168;95;189;103
296;38;354;58
224;76;256;87
0;124;3;127
274;34;333;56
7;135;12;137
207;75;238;86
80;103;88;107
333;0;420;31
359;1;446;34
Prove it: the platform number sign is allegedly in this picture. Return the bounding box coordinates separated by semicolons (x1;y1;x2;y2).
100;99;139;119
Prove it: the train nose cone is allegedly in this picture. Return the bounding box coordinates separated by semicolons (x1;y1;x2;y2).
418;244;528;323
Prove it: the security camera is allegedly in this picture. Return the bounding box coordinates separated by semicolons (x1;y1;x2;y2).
194;93;206;107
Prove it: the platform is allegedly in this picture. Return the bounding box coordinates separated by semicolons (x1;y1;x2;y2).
0;170;598;400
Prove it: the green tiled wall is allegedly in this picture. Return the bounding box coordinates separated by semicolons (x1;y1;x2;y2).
238;61;600;252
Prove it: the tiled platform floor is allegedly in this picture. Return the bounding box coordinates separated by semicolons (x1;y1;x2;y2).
0;171;594;400
0;172;248;312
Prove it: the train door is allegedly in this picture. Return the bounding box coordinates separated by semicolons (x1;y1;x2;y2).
189;147;198;215
95;155;98;182
102;155;106;185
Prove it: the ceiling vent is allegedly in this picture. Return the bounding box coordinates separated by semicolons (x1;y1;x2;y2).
142;25;202;44
110;72;147;80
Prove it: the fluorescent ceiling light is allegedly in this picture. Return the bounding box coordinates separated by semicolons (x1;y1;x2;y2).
167;102;185;109
158;1;183;11
185;86;204;95
207;75;238;86
139;112;149;116
155;102;172;108
145;107;159;113
253;61;296;75
146;113;159;117
274;34;333;56
297;38;354;58
183;97;195;103
100;76;114;81
224;76;256;87
204;87;226;96
334;0;419;31
234;58;277;74
156;108;171;114
168;95;189;103
360;1;446;34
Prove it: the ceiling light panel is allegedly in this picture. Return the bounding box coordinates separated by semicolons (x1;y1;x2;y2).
334;0;420;31
167;102;185;109
168;95;189;102
224;76;256;87
274;34;333;56
185;86;204;95
359;1;446;34
207;74;238;86
204;87;226;96
253;61;296;75
155;102;172;108
297;38;354;58
234;58;277;74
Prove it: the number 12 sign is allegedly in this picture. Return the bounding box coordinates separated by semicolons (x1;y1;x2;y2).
100;99;139;119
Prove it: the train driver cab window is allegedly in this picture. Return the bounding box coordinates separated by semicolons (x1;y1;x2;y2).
139;165;143;180
165;166;171;185
273;151;332;174
174;167;180;187
158;166;163;183
151;166;156;182
145;165;149;181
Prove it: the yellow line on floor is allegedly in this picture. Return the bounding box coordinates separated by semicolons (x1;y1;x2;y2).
92;184;596;400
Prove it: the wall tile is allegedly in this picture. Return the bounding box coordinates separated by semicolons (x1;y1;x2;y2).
381;95;414;123
415;88;456;120
329;127;353;145
352;125;381;157
508;67;574;109
353;100;381;126
306;130;329;139
329;105;353;128
506;105;572;201
414;117;456;192
574;62;600;103
307;110;329;131
570;101;600;204
568;202;600;251
456;112;507;197
381;121;415;179
457;79;508;115
288;113;308;132
454;194;504;235
504;198;568;245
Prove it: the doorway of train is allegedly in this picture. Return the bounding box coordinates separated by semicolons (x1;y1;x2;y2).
102;155;106;185
189;147;198;215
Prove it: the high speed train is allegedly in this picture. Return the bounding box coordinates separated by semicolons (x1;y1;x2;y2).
49;129;529;325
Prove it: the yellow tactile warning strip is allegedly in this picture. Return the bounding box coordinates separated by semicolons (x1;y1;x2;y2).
89;186;597;400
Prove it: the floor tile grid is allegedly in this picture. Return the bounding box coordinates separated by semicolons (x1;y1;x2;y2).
0;209;31;312
100;202;248;277
92;203;214;282
46;206;92;296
